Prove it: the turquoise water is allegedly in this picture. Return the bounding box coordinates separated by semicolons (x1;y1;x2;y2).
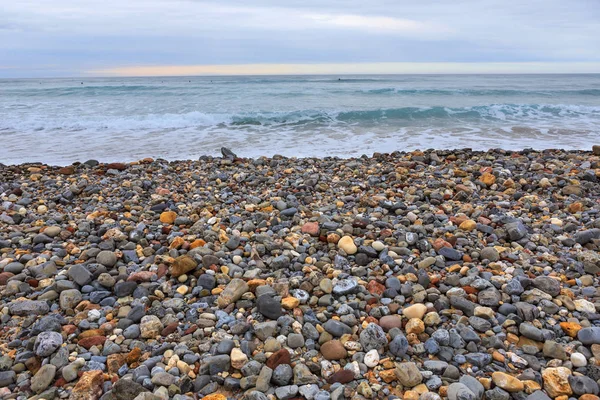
1;74;599;164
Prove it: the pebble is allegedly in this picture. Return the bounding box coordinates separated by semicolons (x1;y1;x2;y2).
1;150;600;399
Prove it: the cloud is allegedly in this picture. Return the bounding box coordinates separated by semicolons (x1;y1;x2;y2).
0;0;599;77
306;14;451;36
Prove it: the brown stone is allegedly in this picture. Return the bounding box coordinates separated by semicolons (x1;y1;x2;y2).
266;349;291;369
126;347;142;365
170;255;197;277
405;318;425;334
328;369;355;384
559;322;581;338
161;322;179;336
0;272;14;285
379;315;402;331
127;271;155;282
79;329;105;339
379;369;398;383
105;162;127;171
481;172;496;186
58;166;75;175
321;340;348;360
367;280;385;296
69;370;104;400
542;367;572;398
492;372;524;393
301;222;320;236
107;354;125;375
78;336;107;349
159;211;177;224
459;220;477;231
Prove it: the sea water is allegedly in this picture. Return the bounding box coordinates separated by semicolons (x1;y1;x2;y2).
1;74;599;164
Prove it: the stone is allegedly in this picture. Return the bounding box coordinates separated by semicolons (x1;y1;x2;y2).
389;334;409;357
96;250;117;267
217;278;249;308
403;304;427;319
34;331;63;357
405;318;425;334
140;315;163;338
395;362;423;387
8;300;49;316
272;364;293;386
359;323;387;351
112;379;149;400
380;315;402;331
0;371;16;387
301;222;320;236
578;327;600;345
266;349;291;369
69;370;104;400
60;289;83;310
31;364;56;394
320;340;347;360
542;367;572;398
170;255;197;277
571;352;587;367
569;375;599;396
574;299;596;313
364;349;380;367
68;264;93;286
480;247;499;262
257;294;282;319
323;320;352;337
447;383;477;400
160;211;177;224
231;348;248;369
338;236;357;254
491;372;524;393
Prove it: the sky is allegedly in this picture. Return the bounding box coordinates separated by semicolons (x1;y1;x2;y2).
1;0;599;77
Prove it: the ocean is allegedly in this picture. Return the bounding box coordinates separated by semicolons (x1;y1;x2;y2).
1;74;599;165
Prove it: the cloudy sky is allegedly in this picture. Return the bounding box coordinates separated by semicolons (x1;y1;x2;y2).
1;0;599;77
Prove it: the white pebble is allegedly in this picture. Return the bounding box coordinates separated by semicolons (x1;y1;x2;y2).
571;352;587;367
364;349;380;368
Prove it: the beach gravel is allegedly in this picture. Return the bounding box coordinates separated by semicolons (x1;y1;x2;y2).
0;148;600;399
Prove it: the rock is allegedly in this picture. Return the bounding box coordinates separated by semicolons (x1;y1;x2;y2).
96;250;117;267
364;349;380;367
571;352;587;367
491;372;524;393
266;349;291;369
532;276;561;297
447;383;477;400
140;315;163;338
480;247;499;262
395;362;422;387
389;334;409;357
112;379;149;400
569;375;599;396
403;304;427;319
34;331;63;357
301;222;320;236
359;323;387;351
321;341;347;360
60;289;83;310
8;300;49;316
0;371;16;387
217;278;249;308
542;367;572;398
338;236;357;254
257;294;282;319
31;364;56;394
170;255;197;277
272;364;293;386
323;320;352;337
69;370;104;400
332;279;358;295
68;264;93;286
578;327;600;345
380;315;402;331
231;348;248;369
505;221;528;241
574;298;596;313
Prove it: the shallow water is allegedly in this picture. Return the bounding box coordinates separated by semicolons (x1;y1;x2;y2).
1;74;599;164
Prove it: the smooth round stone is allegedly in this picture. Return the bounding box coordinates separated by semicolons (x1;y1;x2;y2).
571;352;587;367
338;236;357;254
372;241;385;252
233;255;243;265
364;349;380;368
403;304;427;320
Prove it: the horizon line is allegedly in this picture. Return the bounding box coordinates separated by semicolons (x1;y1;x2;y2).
86;61;600;78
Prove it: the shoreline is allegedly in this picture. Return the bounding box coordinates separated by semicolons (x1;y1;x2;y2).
1;147;599;168
1;148;600;399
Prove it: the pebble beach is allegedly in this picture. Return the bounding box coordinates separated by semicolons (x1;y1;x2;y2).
1;147;600;400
